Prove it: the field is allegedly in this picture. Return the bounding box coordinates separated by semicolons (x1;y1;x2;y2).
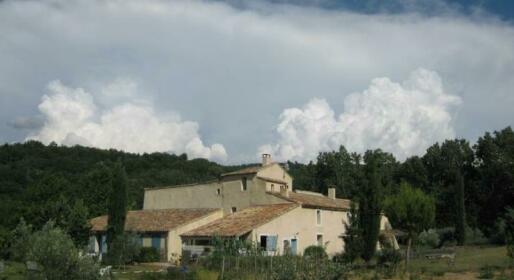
1;245;512;279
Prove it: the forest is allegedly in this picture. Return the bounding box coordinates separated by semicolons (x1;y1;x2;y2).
0;126;513;258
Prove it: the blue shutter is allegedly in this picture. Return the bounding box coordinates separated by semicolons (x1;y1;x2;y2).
291;239;297;255
101;235;107;253
151;235;161;249
266;235;277;251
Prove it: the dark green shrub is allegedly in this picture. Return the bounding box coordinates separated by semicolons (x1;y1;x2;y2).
478;265;495;279
137;247;160;263
417;229;439;249
504;208;514;259
303;245;327;260
377;247;402;277
105;232;141;266
9;219;32;262
24;221;101;280
377;248;402;267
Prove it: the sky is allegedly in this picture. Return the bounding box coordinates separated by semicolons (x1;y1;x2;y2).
0;0;513;163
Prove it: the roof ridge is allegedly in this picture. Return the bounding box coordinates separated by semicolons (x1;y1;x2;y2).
144;180;219;191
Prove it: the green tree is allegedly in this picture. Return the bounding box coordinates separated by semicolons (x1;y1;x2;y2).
105;232;141;267
67;199;91;247
9;218;33;262
474;127;514;234
396;156;428;190
504;208;514;259
79;163;112;218
384;183;435;266
342;202;362;263
454;170;466;245
25;221;102;280
107;160;128;249
359;150;393;262
315;146;362;198
422;139;474;228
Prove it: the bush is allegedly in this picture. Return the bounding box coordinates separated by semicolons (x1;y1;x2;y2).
9;219;33;262
489;218;506;245
505;208;514;259
478;265;495;279
105;232;141;266
377;247;402;277
303;245;328;260
417;229;439;249
436;228;456;247
465;227;487;245
137;247;161;263
377;248;402;267
24;221;102;280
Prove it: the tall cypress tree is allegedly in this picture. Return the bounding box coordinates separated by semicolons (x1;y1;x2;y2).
455;170;466;245
343;201;362;263
107;160;128;248
359;150;384;262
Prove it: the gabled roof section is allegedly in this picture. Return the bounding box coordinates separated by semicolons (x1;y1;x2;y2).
90;208;220;232
220;165;263;177
181;204;298;237
269;191;351;211
256;176;288;185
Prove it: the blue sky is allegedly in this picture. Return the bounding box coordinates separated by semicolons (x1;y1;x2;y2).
222;0;514;20
0;0;513;163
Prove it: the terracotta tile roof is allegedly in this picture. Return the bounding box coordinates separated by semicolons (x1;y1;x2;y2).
270;191;351;211
181;204;298;237
90;208;220;232
221;165;263;177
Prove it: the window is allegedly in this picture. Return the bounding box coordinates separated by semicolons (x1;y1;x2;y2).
260;236;267;250
231;207;237;213
241;177;247;191
216;188;221;196
316;209;322;225
260;235;277;251
270;184;275;192
317;234;323;246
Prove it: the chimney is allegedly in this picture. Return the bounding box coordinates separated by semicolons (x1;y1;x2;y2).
328;187;336;199
262;153;272;166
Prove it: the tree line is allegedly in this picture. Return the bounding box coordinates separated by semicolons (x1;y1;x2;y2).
287;126;514;241
0;141;239;257
0;126;513;260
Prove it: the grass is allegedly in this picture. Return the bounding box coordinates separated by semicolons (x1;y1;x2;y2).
408;245;511;276
1;246;511;279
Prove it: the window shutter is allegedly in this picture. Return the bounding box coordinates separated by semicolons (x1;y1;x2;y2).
267;235;277;251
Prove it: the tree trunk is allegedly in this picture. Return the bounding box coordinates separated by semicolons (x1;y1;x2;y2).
405;237;412;268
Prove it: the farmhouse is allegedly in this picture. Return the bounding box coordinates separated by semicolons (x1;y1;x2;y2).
90;154;396;262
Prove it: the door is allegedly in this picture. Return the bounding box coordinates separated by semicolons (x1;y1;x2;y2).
291;238;297;255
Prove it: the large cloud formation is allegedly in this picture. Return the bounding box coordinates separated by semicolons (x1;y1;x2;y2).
260;69;461;161
1;0;513;163
28;80;227;162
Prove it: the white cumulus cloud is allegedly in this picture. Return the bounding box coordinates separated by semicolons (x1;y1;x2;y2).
260;69;461;162
28;80;227;162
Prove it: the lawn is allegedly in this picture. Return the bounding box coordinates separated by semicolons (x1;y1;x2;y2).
408;245;512;276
